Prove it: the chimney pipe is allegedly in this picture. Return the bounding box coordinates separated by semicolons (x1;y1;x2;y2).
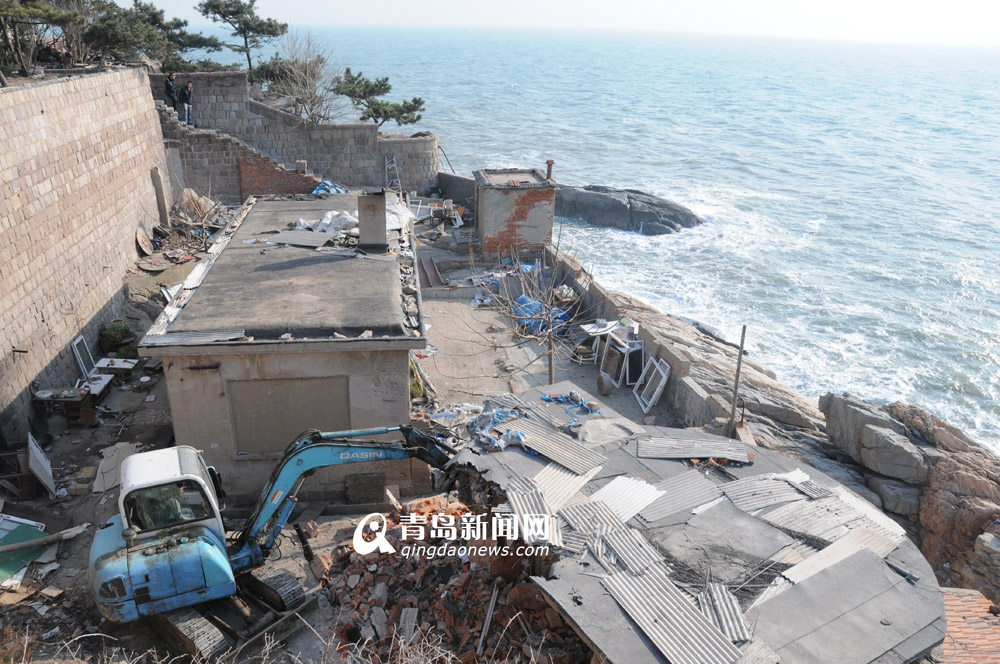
545;160;555;180
357;191;389;253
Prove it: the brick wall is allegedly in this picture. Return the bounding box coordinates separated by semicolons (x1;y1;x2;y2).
238;156;320;199
0;68;169;447
149;72;441;192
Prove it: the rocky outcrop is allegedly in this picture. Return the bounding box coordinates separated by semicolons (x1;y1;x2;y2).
555;185;704;235
821;393;1000;602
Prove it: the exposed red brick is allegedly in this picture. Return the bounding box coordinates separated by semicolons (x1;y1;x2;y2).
238;156;321;200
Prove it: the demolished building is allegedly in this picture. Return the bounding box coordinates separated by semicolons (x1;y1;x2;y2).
137;195;429;498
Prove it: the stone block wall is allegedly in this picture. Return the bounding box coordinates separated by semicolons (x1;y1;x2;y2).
0;68;169;446
149;72;440;192
156;102;319;203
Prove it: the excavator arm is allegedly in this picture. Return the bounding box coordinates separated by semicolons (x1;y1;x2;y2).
228;426;454;575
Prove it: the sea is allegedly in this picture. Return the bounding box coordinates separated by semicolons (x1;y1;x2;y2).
200;27;1000;452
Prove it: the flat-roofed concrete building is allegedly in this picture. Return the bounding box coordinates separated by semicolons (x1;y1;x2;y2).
139;197;429;501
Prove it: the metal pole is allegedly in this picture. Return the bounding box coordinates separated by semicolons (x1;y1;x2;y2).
727;325;747;439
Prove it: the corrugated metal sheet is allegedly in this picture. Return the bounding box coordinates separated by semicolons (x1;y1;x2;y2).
496;418;606;475
559;530;590;554
602;564;742;664
788;478;832;499
637;437;751;464
722;476;808;513
271;230;335;247
639;470;723;524
697;583;751;643
558;499;626;533
589;476;665;522
525;404;564;430
761;488;905;545
141;329;246;347
182;257;218;290
532;463;600;512
782;527;899;584
602;527;664;574
769;540;819;565
737;639;781;664
490;393;531;409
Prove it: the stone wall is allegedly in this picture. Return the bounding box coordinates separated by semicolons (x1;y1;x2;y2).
0;68;169;446
149;72;440;192
156;102;319;203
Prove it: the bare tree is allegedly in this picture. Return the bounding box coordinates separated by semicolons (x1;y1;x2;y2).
472;247;605;386
258;29;348;124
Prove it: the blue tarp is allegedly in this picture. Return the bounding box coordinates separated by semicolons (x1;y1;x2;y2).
311;181;348;194
514;294;568;335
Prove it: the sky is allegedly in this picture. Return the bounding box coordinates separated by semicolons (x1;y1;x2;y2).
148;0;1000;48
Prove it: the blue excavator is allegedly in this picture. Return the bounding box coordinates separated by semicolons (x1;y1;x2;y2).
89;426;455;659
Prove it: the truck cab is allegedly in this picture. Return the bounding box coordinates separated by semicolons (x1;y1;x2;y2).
89;446;237;622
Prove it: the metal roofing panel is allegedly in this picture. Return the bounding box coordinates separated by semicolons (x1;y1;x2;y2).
590;476;665;522
788;478;832;500
769;540;819;565
141;329;246;347
639;470;723;523
559;530;590;554
737;639;781;664
697;583;751;643
490;393;531;409
558;499;626;533
525;404;564;430
761;488;906;545
532;463;601;512
637;436;751;464
182;256;218;290
722;476;808;513
496;418;606;475
602;527;664;574
602;564;742;664
782;527;899;584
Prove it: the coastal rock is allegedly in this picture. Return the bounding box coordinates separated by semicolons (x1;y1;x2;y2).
818;393;905;459
859;424;933;484
555;185;704;235
867;476;921;518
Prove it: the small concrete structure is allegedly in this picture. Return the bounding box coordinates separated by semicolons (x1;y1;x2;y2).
139;198;428;501
473;168;555;254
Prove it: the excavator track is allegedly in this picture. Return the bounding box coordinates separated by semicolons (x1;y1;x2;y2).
158;607;233;662
241;568;306;611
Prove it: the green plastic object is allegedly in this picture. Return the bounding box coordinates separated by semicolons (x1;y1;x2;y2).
0;524;47;584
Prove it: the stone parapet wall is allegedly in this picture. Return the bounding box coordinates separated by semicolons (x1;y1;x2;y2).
0;68;169;445
157;103;319;203
149;72;440;192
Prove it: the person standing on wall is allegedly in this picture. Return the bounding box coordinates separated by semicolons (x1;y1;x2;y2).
165;73;178;110
179;80;194;125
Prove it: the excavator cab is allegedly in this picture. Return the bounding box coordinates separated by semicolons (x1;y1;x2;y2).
89;446;236;623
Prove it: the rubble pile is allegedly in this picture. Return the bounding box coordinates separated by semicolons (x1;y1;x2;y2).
314;498;592;663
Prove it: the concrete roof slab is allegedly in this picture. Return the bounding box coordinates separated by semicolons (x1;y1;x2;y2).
169;200;408;340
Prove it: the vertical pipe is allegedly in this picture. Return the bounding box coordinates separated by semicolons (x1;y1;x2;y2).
727;325;747;439
545;160;555;180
